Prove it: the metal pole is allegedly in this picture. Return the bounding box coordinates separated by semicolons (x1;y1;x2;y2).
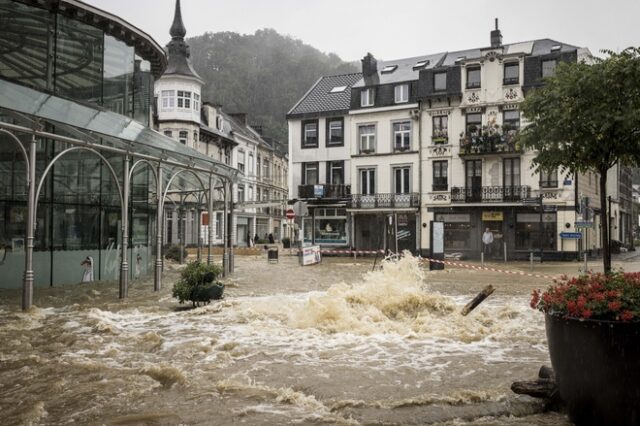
196;196;202;262
228;180;235;274
154;165;163;292
207;174;214;265
539;195;544;263
481;251;484;267
504;241;507;263
119;155;130;299
222;180;229;276
530;251;534;271
584;252;588;273
22;132;36;310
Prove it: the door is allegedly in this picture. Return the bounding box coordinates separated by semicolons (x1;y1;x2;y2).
466;160;482;202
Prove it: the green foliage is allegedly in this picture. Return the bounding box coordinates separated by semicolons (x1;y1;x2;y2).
517;47;640;272
172;261;224;306
188;29;358;141
164;245;186;262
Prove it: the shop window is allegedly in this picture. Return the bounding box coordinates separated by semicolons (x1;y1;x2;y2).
516;213;557;251
314;208;347;244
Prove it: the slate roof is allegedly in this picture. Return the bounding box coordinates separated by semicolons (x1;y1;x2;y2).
163;0;203;82
352;53;445;88
287;73;362;118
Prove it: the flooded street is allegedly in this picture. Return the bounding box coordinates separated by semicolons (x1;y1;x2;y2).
2;252;638;425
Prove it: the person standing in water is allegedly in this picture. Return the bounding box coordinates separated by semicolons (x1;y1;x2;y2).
482;228;494;258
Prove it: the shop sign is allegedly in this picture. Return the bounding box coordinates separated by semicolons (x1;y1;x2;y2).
560;232;582;239
300;245;321;266
482;211;503;221
435;213;470;223
517;213;556;223
313;185;325;197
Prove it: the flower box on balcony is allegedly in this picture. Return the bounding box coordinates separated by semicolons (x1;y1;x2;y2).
432;136;448;144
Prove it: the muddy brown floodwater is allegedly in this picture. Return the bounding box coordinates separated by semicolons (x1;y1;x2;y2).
1;252;638;425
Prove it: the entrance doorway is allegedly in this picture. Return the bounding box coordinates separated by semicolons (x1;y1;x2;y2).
482;220;503;260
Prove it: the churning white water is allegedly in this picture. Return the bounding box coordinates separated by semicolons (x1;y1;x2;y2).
0;254;571;425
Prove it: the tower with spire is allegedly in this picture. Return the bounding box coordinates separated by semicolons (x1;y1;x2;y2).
154;0;204;149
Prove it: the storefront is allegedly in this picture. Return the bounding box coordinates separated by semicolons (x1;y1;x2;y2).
302;206;349;247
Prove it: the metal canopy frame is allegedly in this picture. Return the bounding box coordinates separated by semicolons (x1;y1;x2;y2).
0;82;238;310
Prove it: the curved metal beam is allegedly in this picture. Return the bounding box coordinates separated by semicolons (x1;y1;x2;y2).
162;168;209;207
129;159;159;189
0;129;30;183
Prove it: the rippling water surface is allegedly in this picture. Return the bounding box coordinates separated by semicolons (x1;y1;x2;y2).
0;254;574;425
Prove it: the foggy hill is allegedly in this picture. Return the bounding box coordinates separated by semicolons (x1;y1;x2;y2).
188;29;359;143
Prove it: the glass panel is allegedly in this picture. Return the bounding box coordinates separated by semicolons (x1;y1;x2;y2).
467;67;481;88
542;60;557;78
434;72;447;91
0;0;53;91
504;63;519;82
103;35;134;118
55;14;104;106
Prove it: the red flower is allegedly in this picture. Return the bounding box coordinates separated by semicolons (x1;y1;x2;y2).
620;311;634;321
608;301;622;312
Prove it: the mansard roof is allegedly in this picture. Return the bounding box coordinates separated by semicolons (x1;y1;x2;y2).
287;73;362;119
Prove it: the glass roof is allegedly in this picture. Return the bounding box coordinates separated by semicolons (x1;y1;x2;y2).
0;78;238;183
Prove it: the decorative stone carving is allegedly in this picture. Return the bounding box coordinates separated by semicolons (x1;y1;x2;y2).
504;88;519;100
541;192;559;199
430;193;449;202
467;92;480;103
484;51;503;63
428;145;451;157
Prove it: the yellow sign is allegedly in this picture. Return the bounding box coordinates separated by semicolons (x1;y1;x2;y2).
482;211;504;221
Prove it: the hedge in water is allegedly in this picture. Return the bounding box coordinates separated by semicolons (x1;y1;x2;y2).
172;261;224;307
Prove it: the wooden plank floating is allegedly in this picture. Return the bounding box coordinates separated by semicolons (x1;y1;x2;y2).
460;285;495;316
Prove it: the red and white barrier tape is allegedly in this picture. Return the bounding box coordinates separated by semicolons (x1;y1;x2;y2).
419;256;556;279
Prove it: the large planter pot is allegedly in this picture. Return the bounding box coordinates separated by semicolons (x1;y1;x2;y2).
545;314;640;425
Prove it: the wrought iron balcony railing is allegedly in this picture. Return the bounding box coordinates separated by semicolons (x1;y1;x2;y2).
298;184;351;200
349;192;420;209
459;128;521;156
451;185;530;203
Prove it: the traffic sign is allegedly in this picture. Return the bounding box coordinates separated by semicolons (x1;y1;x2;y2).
560;232;582;239
286;209;295;220
575;221;593;228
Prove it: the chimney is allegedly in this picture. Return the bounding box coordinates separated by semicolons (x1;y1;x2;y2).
361;53;378;78
230;113;247;125
251;124;263;135
490;18;502;48
202;103;217;128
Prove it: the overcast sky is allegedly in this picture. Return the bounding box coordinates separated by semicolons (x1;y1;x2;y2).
85;0;639;62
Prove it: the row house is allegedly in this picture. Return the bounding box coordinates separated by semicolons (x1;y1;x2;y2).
289;22;620;260
154;0;287;249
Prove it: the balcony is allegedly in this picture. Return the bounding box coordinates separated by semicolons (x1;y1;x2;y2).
451;185;530;203
459;125;521;156
431;129;449;145
349;193;420;209
298;184;351;200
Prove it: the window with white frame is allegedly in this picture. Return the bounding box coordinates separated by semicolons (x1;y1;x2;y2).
301;120;318;148
193;93;200;111
393;166;411;194
177;90;191;109
503;62;519;85
466;66;481;89
326;118;344;146
161;90;175;109
503;110;520;130
540;168;558;188
328;161;344;185
359;124;376;154
248;185;253;202
394;84;409;103
237;184;245;202
432;115;448;142
249;153;254;175
178;130;188;145
393;121;411;151
303;162;319;185
359;168;376;195
237;150;245;173
256;156;261;177
361;88;374;107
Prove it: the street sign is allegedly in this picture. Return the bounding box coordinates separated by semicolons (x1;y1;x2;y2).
560;232;582;239
285;209;295;220
522;197;541;205
575;221;594;228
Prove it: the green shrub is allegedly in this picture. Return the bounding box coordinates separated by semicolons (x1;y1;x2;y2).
165;245;186;262
172;261;224;307
282;237;291;248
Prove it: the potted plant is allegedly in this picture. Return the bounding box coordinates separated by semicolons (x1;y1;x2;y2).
531;272;640;425
172;260;224;307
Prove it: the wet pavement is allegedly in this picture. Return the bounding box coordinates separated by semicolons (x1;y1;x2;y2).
1;251;638;425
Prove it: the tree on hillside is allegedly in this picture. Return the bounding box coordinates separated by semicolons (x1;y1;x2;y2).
518;47;640;273
187;29;358;142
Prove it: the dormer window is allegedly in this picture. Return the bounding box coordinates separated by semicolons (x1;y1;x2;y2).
361;88;375;107
551;44;562;52
434;72;447;92
193;93;200;112
413;60;429;70
381;65;398;74
216;116;224;130
394;84;409;103
466;66;481;89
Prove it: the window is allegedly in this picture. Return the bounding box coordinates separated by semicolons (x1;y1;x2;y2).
161;90;175;109
540;168;558;188
303;162;319;185
237;150;245;173
381;65;397;73
248;153;254;175
326;118;344;146
516;213;557;251
327;161;344;185
361;88;374;107
301;120;318;148
330;86;347;93
237;185;245;202
178;131;188;145
503;62;519;85
193;93;200;111
359;168;376;195
263;159;270;179
413;60;429;70
177;90;191;109
466;113;482;134
393;166;411;194
358;124;376;154
504;158;521;193
542;59;557;78
248;186;253;202
434;72;447;92
503;110;520;130
394;84;409;103
164;130;172;138
466;66;481;89
393;121;411;151
433;161;448;191
432;115;448;142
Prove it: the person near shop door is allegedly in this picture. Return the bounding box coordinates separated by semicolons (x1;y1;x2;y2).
482;228;494;257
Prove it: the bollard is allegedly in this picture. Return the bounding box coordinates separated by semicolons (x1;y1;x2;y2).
504;242;507;263
530;252;534;272
481;251;484;267
584;252;588;273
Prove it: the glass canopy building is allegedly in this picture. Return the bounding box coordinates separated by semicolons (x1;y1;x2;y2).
0;0;238;309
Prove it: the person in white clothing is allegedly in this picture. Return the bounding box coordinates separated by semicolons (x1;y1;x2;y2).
482;228;494;257
81;256;94;282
